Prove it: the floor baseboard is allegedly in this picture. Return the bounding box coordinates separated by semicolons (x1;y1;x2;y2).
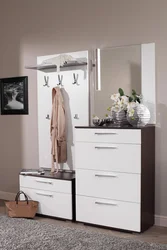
0;191;16;201
155;215;167;227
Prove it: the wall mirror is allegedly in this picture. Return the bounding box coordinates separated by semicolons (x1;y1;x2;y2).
92;43;156;124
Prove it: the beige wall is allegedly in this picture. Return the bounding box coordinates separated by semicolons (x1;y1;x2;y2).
0;0;166;217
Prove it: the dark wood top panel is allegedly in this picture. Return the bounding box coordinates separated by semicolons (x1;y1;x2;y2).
20;170;75;181
75;124;155;130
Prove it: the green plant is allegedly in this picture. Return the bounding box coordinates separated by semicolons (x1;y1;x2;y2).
118;88;124;96
130;89;141;103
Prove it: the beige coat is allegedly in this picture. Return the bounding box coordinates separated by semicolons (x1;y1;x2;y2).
50;87;67;173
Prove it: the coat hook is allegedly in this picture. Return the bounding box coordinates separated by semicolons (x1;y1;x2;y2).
46;114;50;120
57;74;63;87
72;73;79;85
43;76;49;87
74;114;79;119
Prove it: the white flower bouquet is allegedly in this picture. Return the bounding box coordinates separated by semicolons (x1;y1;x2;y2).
109;88;129;112
108;89;142;113
108;88;142;125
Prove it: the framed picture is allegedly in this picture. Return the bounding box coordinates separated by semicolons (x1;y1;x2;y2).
0;76;28;115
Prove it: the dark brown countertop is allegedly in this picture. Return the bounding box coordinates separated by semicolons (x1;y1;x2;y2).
75;124;155;129
20;170;75;181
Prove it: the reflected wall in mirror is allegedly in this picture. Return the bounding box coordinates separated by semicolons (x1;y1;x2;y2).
93;43;156;124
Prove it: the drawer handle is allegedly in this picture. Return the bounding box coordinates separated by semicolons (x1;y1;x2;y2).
95;174;117;178
94;132;117;135
95;201;117;206
36;192;53;197
95;146;117;149
35;180;53;185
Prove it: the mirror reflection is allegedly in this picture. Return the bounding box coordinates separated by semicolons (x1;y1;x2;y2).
93;43;155;124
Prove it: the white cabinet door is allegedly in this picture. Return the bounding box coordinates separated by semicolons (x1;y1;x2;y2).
75;142;141;174
37;51;89;170
76;169;141;203
76;195;141;232
75;128;141;144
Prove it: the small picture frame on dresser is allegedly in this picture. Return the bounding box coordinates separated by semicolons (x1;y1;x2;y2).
0;76;29;115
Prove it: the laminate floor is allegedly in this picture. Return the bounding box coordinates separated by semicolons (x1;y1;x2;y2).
0;200;167;245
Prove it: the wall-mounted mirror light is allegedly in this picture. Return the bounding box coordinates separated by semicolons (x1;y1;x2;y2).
96;48;101;91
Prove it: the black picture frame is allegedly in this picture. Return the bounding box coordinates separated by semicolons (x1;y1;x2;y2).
0;76;29;115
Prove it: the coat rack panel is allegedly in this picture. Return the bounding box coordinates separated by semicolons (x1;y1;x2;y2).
37;51;89;170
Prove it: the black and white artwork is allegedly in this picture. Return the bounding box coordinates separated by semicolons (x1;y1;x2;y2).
0;76;28;115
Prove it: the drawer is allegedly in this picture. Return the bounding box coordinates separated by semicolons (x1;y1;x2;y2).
76;195;140;232
21;187;72;220
75;129;141;144
75;142;141;174
20;175;71;194
76;169;141;203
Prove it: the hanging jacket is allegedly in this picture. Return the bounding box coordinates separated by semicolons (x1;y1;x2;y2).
50;87;67;173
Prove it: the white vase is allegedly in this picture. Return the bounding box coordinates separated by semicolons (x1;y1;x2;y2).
127;104;150;127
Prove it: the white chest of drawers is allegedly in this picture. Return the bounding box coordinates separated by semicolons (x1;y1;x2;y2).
75;126;155;232
19;171;75;220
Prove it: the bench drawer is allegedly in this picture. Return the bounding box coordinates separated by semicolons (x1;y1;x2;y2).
21;187;72;220
20;175;71;194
